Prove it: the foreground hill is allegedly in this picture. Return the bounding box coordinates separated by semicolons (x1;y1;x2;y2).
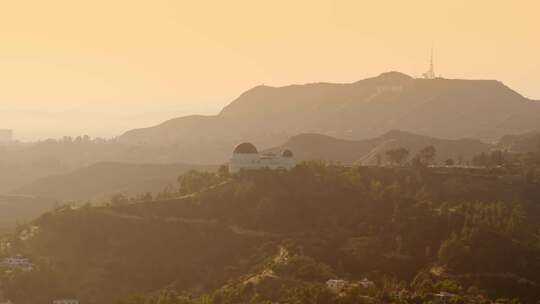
3;163;540;303
13;162;216;201
119;72;540;163
266;130;492;165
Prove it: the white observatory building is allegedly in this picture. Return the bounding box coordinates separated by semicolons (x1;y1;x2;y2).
229;142;295;173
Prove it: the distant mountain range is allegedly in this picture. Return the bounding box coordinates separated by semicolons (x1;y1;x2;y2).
265;130;492;165
119;72;540;163
0;106;219;141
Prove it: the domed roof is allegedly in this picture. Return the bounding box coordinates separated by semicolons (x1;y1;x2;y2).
233;142;258;154
281;149;293;157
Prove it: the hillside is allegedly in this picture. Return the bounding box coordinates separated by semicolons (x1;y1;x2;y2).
498;131;540;153
3;163;540;303
265;130;492;165
0;139;222;193
119;72;540;163
13;162;216;201
0;195;56;233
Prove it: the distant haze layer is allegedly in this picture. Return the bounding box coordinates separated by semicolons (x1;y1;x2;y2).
0;0;539;140
0;105;219;141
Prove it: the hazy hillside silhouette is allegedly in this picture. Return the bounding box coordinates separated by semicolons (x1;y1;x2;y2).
13;162;216;201
119;72;540;163
266;130;492;165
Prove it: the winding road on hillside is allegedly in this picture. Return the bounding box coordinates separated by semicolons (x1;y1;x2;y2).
95;209;281;238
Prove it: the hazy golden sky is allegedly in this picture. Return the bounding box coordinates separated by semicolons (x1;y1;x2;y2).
0;0;539;133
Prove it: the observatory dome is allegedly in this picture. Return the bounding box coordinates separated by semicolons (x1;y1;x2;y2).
233;142;258;154
281;149;293;158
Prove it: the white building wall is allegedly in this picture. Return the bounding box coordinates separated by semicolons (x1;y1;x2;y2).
229;151;295;173
229;153;261;173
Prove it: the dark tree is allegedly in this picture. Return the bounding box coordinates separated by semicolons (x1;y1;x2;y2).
385;148;410;166
415;145;437;166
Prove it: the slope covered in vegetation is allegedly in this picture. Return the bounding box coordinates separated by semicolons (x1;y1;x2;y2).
2;161;540;303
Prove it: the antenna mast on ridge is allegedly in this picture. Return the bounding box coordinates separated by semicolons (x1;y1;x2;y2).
422;47;436;79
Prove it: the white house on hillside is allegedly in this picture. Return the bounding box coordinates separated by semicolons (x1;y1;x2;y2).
1;255;34;272
229;142;295;173
326;279;348;293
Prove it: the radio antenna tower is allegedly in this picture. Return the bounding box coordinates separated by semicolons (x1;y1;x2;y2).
422;47;436;79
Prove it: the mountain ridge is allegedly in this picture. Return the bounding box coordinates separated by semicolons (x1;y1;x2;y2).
119;72;540;163
265;130;492;165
